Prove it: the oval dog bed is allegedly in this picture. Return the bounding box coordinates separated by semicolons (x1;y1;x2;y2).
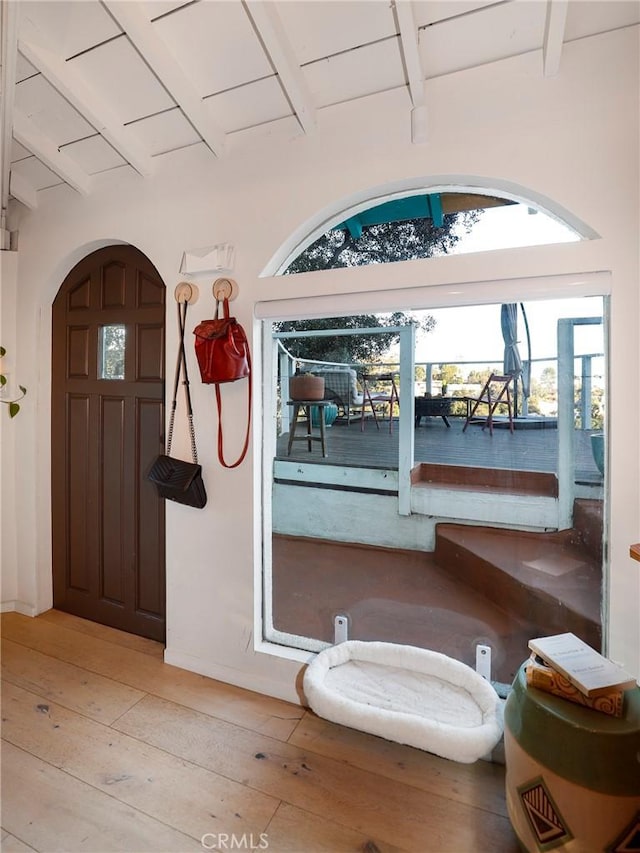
303;640;504;763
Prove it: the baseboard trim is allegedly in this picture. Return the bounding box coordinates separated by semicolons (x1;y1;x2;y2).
0;600;38;616
163;647;303;706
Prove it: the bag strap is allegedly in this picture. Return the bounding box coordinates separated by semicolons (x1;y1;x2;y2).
214;296;231;321
214;326;252;469
166;299;199;465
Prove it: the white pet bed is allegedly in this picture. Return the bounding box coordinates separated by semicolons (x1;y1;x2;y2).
303;640;503;763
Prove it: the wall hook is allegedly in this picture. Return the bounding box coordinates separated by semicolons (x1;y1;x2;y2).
174;281;199;304
212;277;238;302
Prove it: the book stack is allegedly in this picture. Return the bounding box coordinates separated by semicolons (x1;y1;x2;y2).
525;633;637;718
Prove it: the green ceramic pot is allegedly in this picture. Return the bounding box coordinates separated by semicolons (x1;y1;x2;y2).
311;402;338;427
590;433;604;475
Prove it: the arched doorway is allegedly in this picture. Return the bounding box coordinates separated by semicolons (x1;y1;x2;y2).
51;245;166;641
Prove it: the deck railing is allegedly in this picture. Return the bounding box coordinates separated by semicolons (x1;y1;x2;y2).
273;320;604;528
277;344;604;430
275;327;415;514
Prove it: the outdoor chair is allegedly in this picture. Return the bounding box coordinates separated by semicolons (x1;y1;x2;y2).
309;368;364;424
463;373;515;435
360;372;399;433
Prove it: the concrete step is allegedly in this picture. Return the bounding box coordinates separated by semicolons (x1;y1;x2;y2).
433;523;602;650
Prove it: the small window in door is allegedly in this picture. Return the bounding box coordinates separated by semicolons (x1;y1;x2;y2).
99;324;126;380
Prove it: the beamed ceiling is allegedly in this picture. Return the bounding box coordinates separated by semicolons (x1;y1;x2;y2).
1;0;638;225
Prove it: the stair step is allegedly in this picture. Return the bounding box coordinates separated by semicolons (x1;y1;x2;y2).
434;523;602;649
411;462;558;497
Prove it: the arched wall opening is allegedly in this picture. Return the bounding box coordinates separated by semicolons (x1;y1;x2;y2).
257;179;609;688
261;176;599;278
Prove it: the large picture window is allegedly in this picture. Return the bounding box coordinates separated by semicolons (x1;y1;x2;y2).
260;187;603;689
264;295;606;689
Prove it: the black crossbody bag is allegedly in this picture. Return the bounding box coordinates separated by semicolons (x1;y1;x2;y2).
148;300;207;508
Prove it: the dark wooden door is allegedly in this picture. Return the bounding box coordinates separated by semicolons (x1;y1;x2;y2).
52;245;166;641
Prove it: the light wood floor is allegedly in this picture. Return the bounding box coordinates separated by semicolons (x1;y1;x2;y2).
1;610;519;853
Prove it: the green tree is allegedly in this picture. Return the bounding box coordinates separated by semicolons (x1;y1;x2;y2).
277;313;434;365
438;364;463;386
591;387;605;430
539;366;557;397
466;367;492;385
276;211;479;362
285;212;479;273
101;324;126;379
526;393;542;415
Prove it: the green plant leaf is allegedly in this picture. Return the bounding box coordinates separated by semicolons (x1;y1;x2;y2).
0;346;5;357
19;385;27;395
0;374;6;386
9;402;20;418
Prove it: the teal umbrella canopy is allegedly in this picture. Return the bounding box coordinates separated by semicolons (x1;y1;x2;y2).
333;194;444;239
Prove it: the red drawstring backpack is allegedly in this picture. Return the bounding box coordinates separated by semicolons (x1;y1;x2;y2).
193;297;252;468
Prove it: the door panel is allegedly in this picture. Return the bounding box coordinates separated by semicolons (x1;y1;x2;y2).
68;327;90;377
102;261;126;307
52;245;166;641
67;394;92;592
137;397;165;616
101;396;126;604
137;324;164;380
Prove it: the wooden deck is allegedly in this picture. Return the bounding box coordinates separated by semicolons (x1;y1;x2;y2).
276;416;603;485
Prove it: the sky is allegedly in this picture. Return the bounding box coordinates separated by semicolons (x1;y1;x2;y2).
449;202;580;255
414;298;604;370
407;205;604;380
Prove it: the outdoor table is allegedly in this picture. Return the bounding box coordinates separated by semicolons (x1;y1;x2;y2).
287;400;329;457
415;396;455;427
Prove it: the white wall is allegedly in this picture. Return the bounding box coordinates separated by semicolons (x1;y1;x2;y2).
4;27;639;698
1;252;21;612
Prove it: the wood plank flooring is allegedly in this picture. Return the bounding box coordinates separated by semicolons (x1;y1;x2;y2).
1;611;520;853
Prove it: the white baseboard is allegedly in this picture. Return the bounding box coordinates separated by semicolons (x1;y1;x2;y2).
0;600;38;616
163;647;304;706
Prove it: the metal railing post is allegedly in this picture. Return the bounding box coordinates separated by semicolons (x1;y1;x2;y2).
557;319;575;529
581;355;593;429
398;324;415;516
278;345;292;432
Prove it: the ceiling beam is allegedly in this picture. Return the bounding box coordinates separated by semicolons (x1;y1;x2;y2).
18;23;155;177
543;0;569;77
10;170;38;210
1;0;19;241
392;0;427;144
102;0;226;157
393;0;424;108
13;111;93;195
244;0;316;135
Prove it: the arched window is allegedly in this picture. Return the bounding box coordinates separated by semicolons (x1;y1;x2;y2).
279;190;582;275
284;191;580;274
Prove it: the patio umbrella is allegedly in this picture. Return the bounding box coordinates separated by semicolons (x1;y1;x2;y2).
501;303;527;415
501;303;522;376
519;302;531;403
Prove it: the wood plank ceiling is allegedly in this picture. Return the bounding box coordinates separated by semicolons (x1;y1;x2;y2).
1;0;638;234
